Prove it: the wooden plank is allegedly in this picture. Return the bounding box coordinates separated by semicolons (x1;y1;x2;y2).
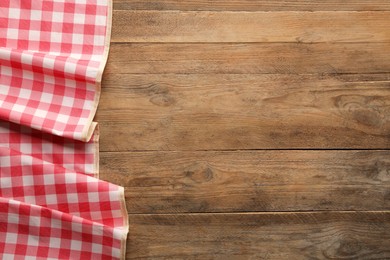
105;43;390;74
97;74;390;151
100;150;390;213
127;212;390;259
114;0;390;11
112;11;390;43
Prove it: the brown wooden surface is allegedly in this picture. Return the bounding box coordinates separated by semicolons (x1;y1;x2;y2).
100;150;390;213
98;73;390;151
105;43;390;74
100;1;390;258
112;11;390;43
114;0;390;11
127;212;390;259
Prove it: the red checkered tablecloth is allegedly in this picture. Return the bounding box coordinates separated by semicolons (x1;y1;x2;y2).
0;0;110;141
0;121;99;177
0;0;128;259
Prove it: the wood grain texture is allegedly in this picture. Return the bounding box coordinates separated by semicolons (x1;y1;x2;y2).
112;11;390;43
100;150;390;213
114;0;390;11
97;74;390;151
105;43;390;74
127;212;390;259
103;2;390;258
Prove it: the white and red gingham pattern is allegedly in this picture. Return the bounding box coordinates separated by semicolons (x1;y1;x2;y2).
0;197;125;259
0;120;99;177
0;128;129;259
0;146;125;229
0;0;110;141
0;0;128;259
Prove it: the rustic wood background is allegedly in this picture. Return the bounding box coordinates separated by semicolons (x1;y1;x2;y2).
97;1;390;258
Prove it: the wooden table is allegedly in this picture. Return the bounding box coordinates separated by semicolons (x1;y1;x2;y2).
97;1;390;258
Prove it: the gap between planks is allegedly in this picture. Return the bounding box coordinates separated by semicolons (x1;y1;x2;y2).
127;210;390;216
113;0;390;11
100;148;390;153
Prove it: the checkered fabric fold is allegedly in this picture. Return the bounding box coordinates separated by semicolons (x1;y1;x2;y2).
0;197;125;259
0;0;110;141
0;1;128;259
0;121;99;177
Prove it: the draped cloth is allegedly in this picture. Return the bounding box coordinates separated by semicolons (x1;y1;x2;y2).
0;1;128;259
